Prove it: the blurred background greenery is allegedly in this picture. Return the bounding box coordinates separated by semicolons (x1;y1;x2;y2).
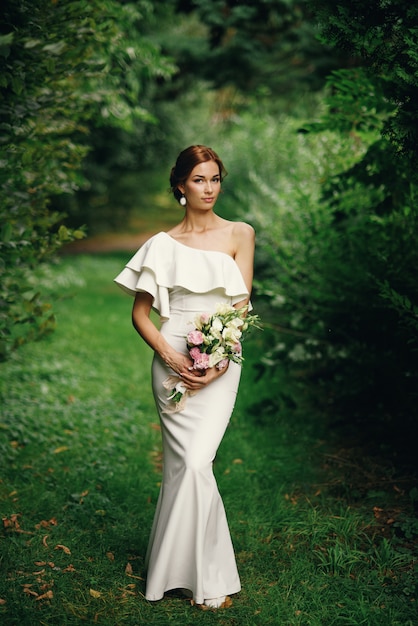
1;0;418;460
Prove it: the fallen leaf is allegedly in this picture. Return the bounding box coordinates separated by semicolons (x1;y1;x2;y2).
32;569;45;576
63;564;76;572
42;535;49;547
34;561;47;566
0;598;6;605
284;493;298;505
35;590;53;601
35;518;58;529
23;588;39;597
106;552;115;561
120;590;136;597
3;514;20;530
53;446;69;454
2;514;33;535
89;588;101;599
55;544;71;555
125;562;133;575
233;458;243;464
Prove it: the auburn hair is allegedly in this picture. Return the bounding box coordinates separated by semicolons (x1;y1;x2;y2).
170;145;227;202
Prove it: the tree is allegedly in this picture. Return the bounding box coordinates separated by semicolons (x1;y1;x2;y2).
250;0;418;447
172;0;341;96
313;0;418;161
0;0;175;359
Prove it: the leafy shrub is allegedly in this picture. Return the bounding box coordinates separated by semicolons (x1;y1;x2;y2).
0;0;174;359
218;103;417;451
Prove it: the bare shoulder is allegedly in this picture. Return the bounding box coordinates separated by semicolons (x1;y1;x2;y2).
231;221;255;246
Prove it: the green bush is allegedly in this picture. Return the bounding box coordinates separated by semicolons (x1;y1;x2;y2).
210;0;418;453
0;0;174;359
217;103;417;452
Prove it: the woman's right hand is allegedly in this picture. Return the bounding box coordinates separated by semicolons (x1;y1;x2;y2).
164;350;195;378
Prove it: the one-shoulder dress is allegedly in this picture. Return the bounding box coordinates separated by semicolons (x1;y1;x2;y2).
114;232;250;605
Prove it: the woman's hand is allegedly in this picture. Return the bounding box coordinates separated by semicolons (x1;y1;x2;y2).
165;349;229;390
164;351;195;378
178;360;229;391
132;292;230;392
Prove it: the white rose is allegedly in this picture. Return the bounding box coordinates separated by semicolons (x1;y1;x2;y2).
208;347;227;368
228;317;244;328
222;326;242;343
211;317;223;338
215;303;234;316
194;311;211;329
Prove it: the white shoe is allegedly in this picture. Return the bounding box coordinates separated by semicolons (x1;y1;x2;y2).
201;595;232;609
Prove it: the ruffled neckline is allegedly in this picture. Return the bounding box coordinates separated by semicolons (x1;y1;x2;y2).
114;231;251;318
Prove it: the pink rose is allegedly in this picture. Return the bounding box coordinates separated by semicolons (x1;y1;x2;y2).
200;312;211;324
192;352;210;370
187;329;204;346
189;346;201;360
216;358;229;370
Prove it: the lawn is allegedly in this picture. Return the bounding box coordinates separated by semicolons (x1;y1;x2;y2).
1;253;416;625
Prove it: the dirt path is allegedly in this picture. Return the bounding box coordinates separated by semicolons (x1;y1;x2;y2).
61;231;156;254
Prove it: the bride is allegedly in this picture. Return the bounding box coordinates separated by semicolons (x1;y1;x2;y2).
114;145;255;609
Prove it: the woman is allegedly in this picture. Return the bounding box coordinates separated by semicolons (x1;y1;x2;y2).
114;145;255;609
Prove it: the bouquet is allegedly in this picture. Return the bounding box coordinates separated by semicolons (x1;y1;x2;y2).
163;303;261;412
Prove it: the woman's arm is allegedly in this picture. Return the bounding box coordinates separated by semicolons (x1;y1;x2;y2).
232;222;255;310
132;292;190;376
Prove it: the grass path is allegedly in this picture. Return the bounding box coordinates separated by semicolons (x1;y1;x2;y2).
0;254;416;625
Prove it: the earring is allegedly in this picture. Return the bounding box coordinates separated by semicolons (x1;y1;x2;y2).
179;194;186;206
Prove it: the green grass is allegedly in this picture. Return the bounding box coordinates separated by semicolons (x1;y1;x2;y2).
1;254;417;625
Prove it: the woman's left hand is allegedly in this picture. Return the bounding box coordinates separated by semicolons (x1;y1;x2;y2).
179;362;229;390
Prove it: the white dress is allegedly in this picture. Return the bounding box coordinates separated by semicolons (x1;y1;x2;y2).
114;232;250;604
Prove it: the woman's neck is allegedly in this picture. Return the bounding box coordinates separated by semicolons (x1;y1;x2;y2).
179;210;221;234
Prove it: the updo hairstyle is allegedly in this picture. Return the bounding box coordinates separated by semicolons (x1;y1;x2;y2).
170;145;227;203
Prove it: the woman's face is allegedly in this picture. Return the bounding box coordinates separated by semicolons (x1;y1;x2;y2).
179;160;221;210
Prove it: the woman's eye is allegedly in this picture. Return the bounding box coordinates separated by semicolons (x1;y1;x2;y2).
192;177;220;183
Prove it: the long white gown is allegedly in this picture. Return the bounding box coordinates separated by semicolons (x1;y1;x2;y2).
114;232;250;604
